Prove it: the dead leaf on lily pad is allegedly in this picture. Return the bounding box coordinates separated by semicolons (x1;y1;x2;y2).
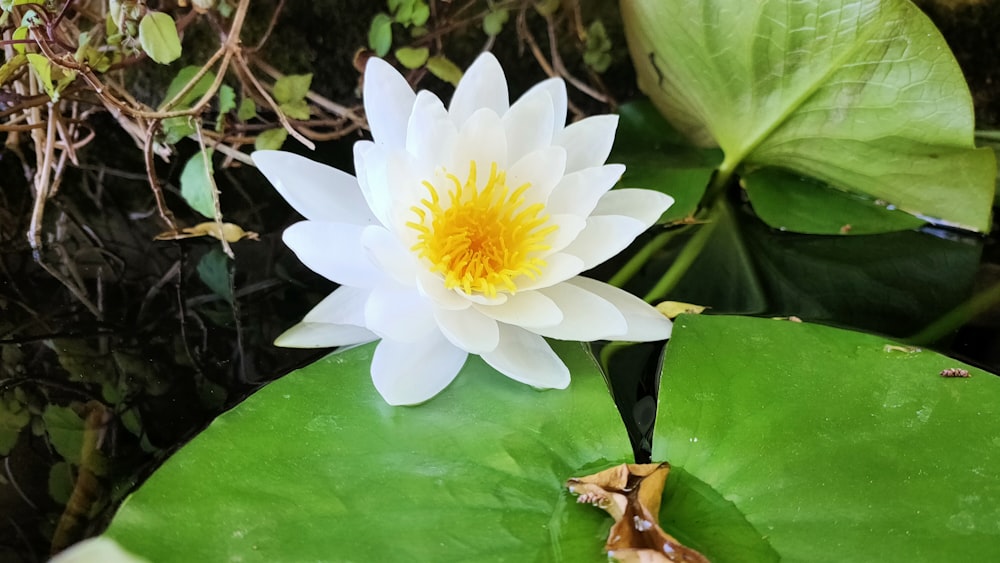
567;463;709;563
655;302;707;319
155;222;259;243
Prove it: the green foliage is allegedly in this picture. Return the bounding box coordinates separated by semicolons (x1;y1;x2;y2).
612;101;722;223
389;0;429;27
657;315;1000;561
425;54;462;86
273;73;312;120
582;20;611;73
179;149;217;219
25;53;76;101
368;12;393;57
621;0;996;232
254;127;287;151
482;8;509;37
138;11;181;65
101;317;999;560
103;342;630;561
395;46;429;69
197;247;233;302
236;97;257;121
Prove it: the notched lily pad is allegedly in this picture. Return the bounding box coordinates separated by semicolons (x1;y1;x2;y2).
568;462;709;562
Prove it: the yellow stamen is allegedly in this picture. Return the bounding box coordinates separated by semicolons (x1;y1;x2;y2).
406;161;558;297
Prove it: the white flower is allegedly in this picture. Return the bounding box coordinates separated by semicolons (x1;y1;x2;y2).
253;53;674;406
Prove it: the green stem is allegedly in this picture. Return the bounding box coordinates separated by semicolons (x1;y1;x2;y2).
643;202;723;303
974;130;1000;143
608;228;683;290
906;278;1000;345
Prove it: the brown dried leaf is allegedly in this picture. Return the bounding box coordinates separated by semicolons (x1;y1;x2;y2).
154;222;259;243
567;463;710;563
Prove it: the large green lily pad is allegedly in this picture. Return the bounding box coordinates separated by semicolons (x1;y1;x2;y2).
103;342;631;561
656;314;1000;561
621;0;996;231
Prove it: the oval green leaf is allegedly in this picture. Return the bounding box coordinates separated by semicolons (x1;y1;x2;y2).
103;342;632;561
180;148;216;218
656;314;1000;561
622;0;996;232
138;11;182;65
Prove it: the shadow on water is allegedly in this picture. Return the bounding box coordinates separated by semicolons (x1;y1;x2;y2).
0;127;351;561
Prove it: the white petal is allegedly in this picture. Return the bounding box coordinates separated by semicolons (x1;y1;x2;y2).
567;277;673;341
558;215;647;270
252;151;376;225
502;88;555;164
364;57;416;149
303;286;370;325
406;90;457;169
283;221;383;287
555;114;619;173
474;290;562;328
546;164;625;218
449;52;509;129
515;253;586;292
354;141;392;227
507;146;566;206
519;77;567;137
361;225;418;287
371;333;468;405
274;321;377;348
593;188;675;227
449;108;508;179
542;214;587;256
433;307;500;354
481;324;569;389
532;282;627;340
415;269;473;310
364;282;436;342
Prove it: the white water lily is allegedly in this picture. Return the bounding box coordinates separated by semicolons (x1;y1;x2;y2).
253;52;674;405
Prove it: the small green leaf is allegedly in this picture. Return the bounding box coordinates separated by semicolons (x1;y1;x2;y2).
196;247;233;302
1;0;43;12
11;25;28;54
217;84;236;114
24;53;73;101
279;99;310;120
583;20;612;73
138;11;181;65
254;128;287;151
0;53;27;85
42;405;84;465
49;461;74;505
161;66;215;109
425;54;462;86
272;73;312;105
236;97;257;121
368;12;393;57
395;46;429;69
179;149;217;219
160;116;195;144
482;8;509;37
534;0;560;16
410;1;429;26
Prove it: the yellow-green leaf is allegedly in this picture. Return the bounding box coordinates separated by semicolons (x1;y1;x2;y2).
138;11;181;65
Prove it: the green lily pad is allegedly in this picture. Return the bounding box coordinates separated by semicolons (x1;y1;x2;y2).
103;342;632;561
621;0;996;232
656;314;1000;561
743;167;927;235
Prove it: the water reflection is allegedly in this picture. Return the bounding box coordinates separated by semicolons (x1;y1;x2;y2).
0;147;326;561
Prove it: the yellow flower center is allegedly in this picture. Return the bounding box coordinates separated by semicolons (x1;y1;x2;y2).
406;161;557;297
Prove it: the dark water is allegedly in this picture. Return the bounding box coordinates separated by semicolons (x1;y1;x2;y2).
0;136;333;561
